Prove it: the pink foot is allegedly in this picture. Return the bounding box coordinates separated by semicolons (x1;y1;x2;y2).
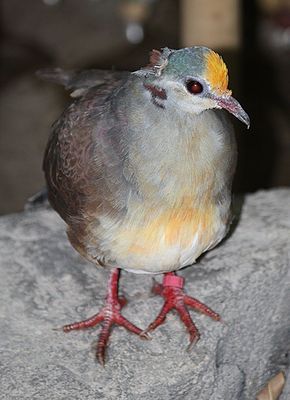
145;272;220;347
61;268;148;365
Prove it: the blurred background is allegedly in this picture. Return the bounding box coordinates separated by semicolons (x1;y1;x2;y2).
1;0;290;215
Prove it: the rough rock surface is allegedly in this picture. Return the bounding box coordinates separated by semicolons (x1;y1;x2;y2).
0;189;290;400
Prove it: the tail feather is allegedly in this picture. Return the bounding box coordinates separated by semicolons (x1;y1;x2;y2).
36;68;129;97
36;68;74;88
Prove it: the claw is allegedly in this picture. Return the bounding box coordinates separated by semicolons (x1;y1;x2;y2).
186;334;200;352
52;326;65;332
146;272;220;347
59;268;145;365
139;331;152;340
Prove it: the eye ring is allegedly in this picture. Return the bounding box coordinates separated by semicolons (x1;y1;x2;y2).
186;80;203;95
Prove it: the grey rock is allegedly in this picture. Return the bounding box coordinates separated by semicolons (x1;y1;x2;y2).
0;189;290;399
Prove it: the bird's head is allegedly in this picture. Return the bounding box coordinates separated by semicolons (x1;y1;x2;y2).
134;46;250;128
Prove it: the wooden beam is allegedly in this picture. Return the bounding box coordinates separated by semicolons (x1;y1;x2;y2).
181;0;241;50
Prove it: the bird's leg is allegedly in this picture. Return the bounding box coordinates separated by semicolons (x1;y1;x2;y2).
61;268;148;365
144;272;220;347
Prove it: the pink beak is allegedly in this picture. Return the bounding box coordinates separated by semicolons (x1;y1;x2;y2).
212;94;250;128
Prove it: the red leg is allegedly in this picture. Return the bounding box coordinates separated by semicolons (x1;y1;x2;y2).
62;268;148;365
145;272;220;347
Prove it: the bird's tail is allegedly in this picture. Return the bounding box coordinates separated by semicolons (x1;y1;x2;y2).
36;68;74;88
36;68;128;97
24;187;49;211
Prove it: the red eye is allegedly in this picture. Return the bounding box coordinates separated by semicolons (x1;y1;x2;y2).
186;80;203;95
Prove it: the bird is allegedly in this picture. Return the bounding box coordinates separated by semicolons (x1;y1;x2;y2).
41;46;250;366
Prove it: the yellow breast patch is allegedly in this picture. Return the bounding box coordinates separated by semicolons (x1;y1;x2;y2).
121;201;216;256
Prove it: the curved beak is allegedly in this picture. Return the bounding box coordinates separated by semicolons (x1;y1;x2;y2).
212;94;250;129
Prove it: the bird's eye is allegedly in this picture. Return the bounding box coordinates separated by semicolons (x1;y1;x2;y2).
186;80;203;95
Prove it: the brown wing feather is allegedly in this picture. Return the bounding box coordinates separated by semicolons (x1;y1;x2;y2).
43;72;130;226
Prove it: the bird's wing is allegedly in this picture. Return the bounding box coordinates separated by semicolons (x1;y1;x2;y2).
43;72;131;227
37;68;128;97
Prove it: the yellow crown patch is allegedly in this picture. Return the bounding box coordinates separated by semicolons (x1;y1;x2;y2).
205;51;231;96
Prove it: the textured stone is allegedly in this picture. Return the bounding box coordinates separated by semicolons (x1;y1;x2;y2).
0;189;289;399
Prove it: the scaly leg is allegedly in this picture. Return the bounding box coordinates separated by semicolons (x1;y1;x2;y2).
144;272;220;347
62;268;148;365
